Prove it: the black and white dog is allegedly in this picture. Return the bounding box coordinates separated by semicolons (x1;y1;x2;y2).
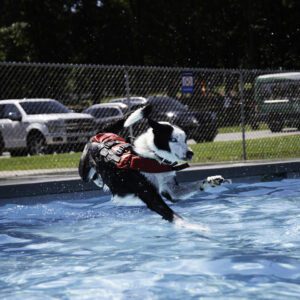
79;105;228;225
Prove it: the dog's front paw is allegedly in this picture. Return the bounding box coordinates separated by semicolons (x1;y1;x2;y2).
199;175;231;191
207;175;226;187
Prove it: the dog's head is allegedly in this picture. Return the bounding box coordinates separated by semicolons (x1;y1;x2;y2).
146;119;194;163
125;104;194;163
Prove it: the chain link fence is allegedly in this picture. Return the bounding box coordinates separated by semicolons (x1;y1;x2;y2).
0;62;299;177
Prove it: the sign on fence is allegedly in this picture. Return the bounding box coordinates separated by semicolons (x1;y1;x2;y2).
181;71;194;94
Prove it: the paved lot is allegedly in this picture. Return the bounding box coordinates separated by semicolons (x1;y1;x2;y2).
214;128;300;142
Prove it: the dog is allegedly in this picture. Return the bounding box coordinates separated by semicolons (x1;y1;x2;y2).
79;105;228;224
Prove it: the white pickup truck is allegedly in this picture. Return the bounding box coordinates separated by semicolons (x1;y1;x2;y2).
0;98;96;156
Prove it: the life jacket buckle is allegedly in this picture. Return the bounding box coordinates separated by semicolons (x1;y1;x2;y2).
100;147;109;157
104;140;119;149
115;143;131;155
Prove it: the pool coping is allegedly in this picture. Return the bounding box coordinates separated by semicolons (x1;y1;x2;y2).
1;159;300;200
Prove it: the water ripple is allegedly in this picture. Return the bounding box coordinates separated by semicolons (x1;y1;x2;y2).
1;178;300;299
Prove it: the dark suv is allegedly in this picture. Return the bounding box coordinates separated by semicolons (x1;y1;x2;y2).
141;96;218;142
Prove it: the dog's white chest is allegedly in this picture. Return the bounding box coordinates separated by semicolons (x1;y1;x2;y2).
142;171;176;192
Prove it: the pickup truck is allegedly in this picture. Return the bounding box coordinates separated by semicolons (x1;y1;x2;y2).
0;98;96;156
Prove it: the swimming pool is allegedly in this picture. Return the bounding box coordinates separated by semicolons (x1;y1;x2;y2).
1;178;300;299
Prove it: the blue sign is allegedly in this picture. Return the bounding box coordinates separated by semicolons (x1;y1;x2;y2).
181;71;194;94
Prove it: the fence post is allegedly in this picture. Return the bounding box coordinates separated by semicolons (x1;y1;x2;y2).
239;70;247;161
124;67;134;143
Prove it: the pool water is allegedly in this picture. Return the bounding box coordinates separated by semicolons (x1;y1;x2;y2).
1;178;300;299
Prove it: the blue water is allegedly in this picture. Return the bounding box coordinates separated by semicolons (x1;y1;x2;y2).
1;178;300;299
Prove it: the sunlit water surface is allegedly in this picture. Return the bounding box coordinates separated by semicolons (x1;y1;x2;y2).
1;178;300;299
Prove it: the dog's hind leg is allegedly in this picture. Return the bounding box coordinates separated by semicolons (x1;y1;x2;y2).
78;142;93;182
78;142;105;188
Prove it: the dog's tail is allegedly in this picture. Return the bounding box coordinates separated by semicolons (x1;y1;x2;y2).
124;105;152;128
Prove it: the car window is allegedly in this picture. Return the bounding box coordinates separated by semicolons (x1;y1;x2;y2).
0;104;21;119
20;100;70;115
130;104;145;111
147;97;187;112
0;105;4;119
110;98;125;103
87;108;106;118
106;108;121;117
88;107;121;118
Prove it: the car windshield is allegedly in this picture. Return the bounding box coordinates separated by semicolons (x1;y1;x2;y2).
110;98;146;105
86;107;121;118
147;97;187;112
20;101;70;115
258;82;300;100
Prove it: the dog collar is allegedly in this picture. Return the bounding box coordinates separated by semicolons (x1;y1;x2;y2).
152;153;190;171
154;154;177;166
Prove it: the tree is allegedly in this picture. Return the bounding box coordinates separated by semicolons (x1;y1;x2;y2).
0;22;33;61
0;0;299;68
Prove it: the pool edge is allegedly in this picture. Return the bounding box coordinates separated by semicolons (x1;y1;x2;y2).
1;159;300;200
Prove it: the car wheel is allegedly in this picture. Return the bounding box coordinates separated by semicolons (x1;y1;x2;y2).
250;122;260;130
27;131;47;155
0;134;4;156
203;135;216;142
10;149;27;157
193;131;217;143
268;120;284;132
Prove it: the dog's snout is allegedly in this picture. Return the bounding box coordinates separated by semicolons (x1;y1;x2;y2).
186;150;194;160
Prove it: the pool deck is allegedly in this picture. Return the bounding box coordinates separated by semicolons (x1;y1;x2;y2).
1;159;300;200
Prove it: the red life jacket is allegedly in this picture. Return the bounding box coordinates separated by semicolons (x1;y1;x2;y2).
90;133;189;173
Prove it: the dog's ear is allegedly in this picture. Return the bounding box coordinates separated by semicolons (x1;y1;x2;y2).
148;119;174;151
148;118;165;132
143;104;152;118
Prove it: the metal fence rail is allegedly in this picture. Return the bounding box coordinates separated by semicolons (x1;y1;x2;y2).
0;62;299;177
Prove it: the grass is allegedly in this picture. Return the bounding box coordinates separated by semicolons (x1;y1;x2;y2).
0;152;81;171
0;135;299;171
191;135;300;163
218;123;269;134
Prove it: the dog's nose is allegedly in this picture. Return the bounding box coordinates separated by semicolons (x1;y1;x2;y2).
186;150;194;160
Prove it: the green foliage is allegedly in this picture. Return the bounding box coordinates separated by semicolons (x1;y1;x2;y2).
0;152;80;171
191;134;300;162
0;22;32;61
218;123;269;134
0;0;299;68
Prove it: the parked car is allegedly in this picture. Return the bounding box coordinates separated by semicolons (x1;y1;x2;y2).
83;102;128;132
85;96;217;142
0;98;96;156
254;72;300;132
145;96;218;142
109;97;147;106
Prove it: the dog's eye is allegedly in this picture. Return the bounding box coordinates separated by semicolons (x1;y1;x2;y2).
170;137;178;143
